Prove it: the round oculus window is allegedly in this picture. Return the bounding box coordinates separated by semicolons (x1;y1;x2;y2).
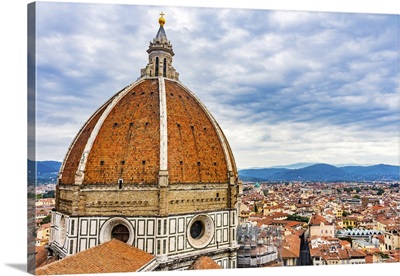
99;217;135;245
111;224;130;243
187;214;214;249
190;221;204;239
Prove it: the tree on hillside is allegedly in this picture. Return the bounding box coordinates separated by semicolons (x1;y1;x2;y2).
42;190;55;198
287;214;309;223
376;189;384;195
40;215;51;225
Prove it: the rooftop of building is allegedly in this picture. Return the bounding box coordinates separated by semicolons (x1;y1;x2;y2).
35;239;156;275
188;256;222;270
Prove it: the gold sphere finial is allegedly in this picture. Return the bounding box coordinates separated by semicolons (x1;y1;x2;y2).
159;12;166;26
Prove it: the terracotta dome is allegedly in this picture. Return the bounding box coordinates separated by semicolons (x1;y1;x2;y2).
54;13;239;221
58;77;237;185
58;13;237;188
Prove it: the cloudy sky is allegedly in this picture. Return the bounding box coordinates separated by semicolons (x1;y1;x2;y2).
32;1;399;169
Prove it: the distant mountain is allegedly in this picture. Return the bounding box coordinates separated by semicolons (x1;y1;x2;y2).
28;160;62;185
27;160;399;184
276;163;350;181
340;164;400;181
239;163;399;182
238;168;288;182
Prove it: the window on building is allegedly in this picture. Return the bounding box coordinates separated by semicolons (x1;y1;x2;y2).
190;221;204;239
111;224;130;243
163;58;167;77
71;220;75;236
69;240;74;254
155;57;159;76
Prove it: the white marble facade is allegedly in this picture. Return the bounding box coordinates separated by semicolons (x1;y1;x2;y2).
50;209;238;269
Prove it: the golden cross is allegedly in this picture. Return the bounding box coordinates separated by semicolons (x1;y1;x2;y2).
160;12;165;17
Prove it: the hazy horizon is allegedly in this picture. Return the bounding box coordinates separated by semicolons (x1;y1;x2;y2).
29;159;399;171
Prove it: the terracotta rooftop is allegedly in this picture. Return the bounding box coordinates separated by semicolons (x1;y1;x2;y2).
309;237;366;262
372;205;384;211
35;246;47;267
282;234;301;259
339;240;351;247
35;246;57;269
38;223;51;231
188;256;222;270
309;214;331;225
286;220;303;228
35;239;156;275
347;248;367;258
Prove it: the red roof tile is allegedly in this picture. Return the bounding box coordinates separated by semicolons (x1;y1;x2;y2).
282;234;301;259
188;256;222;270
309;214;331;225
35;239;156;275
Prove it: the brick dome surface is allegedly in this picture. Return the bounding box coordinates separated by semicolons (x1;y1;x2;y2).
59;77;237;185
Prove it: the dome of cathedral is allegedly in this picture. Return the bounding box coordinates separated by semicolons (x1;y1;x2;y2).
58;14;237;187
59;77;237;185
55;14;239;219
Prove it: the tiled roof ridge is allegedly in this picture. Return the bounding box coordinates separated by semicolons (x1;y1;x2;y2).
35;239;156;275
188;256;222;270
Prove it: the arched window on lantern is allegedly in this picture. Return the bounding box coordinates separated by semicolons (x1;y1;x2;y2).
155;57;159;76
163;58;167;77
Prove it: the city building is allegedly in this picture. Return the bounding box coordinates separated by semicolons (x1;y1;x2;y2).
307;214;335;238
46;13;240;271
384;226;400;251
309;236;366;265
36;223;51;247
281;234;301;266
35;198;56;207
236;222;282;268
